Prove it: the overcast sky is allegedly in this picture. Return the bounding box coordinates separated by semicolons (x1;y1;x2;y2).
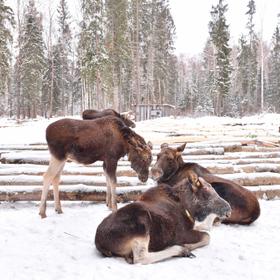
6;0;280;56
169;0;280;55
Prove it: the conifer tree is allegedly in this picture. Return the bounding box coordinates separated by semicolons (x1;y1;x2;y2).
105;0;130;111
267;16;280;112
57;0;72;114
79;0;107;110
19;0;45;118
245;0;259;113
209;0;231;116
0;0;14;115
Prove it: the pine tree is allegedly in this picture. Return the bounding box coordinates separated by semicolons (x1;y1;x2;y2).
79;0;107;110
236;35;250;115
0;0;14;115
105;0;130;111
19;0;45;118
57;0;72;115
209;0;231;116
153;0;175;104
267;16;280;112
245;0;259;113
200;39;215;114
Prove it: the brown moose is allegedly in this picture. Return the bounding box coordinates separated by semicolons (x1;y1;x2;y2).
82;109;136;128
39;116;152;218
95;173;231;264
150;143;260;228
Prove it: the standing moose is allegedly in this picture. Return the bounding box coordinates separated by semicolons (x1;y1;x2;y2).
39;116;152;218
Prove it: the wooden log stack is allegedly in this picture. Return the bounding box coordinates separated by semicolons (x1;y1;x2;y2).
1;139;280;203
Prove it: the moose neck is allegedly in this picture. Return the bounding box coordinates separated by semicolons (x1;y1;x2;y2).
128;145;142;174
173;184;196;224
158;158;184;184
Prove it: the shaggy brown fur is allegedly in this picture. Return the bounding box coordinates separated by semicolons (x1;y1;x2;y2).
82;109;136;128
151;143;260;225
95;174;231;264
39;116;152;218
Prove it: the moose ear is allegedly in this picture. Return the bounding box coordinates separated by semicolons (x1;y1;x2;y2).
128;139;136;147
198;177;211;190
176;143;186;153
160;143;169;149
147;141;153;150
188;171;200;192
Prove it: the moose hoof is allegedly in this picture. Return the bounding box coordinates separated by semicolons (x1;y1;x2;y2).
125;255;134;264
39;212;47;219
55;209;63;214
182;247;196;258
185;252;196;258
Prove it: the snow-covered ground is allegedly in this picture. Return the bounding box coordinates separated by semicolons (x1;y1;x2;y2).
1;113;280;145
0;200;279;280
1;114;280;279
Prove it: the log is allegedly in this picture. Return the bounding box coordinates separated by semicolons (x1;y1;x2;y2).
1;185;279;202
0;185;151;202
222;173;280;186
0;144;47;151
1;162;280;177
7;150;280;166
245;185;280;200
0;174;151;187
241;139;280;148
182;147;224;156
241;146;280;153
0;164;137;177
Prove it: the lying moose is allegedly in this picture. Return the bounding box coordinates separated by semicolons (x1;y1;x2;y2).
151;143;260;229
82;109;136;128
39;116;152;218
95;173;231;264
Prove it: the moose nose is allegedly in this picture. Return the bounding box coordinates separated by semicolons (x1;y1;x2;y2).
226;209;232;218
150;167;163;181
223;205;232;218
138;172;149;183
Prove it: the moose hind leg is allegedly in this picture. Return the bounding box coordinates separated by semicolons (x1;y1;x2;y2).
39;156;65;218
103;160;118;212
52;162;65;214
132;235;186;265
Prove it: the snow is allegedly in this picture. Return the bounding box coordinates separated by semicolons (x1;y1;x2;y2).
1;114;280;279
0;200;280;280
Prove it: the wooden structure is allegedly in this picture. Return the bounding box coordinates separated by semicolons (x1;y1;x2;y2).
134;104;175;121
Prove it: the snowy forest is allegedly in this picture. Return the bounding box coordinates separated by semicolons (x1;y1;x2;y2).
0;0;280;119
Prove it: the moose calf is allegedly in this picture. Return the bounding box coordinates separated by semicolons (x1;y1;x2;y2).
82;109;136;128
151;143;260;228
95;173;231;264
39;116;152;218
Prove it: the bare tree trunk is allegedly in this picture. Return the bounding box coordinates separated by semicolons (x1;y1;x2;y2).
113;69;119;111
81;77;86;112
158;79;161;104
16;0;21;119
61;66;65;115
135;0;140;105
47;4;54;118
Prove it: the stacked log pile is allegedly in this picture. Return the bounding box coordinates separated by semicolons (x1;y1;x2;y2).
1;138;280;202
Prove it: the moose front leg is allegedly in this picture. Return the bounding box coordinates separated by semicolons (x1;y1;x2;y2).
103;162;111;208
103;160;118;211
183;231;210;252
